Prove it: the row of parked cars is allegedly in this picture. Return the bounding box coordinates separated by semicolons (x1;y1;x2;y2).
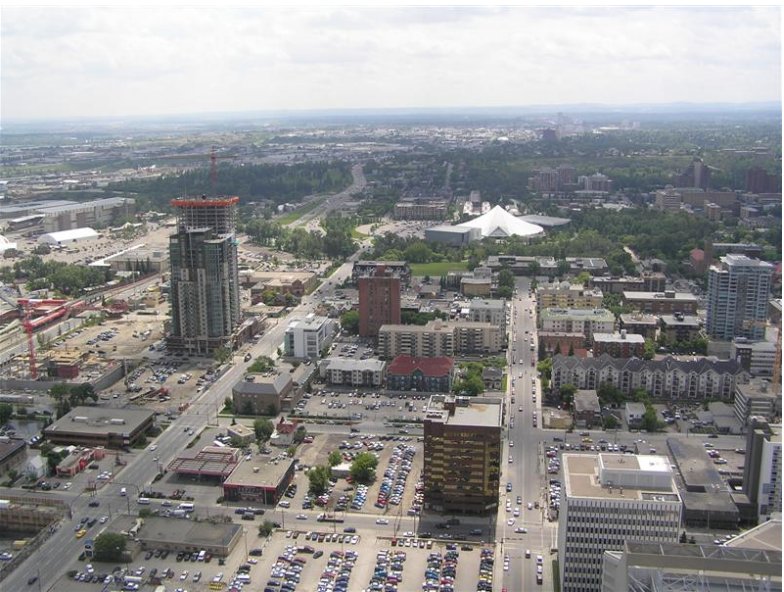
367;548;406;592
376;443;416;508
422;547;459;592
317;549;358;592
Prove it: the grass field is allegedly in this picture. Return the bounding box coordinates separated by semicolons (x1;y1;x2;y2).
410;261;469;276
277;197;326;225
351;227;368;239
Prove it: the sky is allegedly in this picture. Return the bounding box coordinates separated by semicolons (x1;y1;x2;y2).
1;3;781;121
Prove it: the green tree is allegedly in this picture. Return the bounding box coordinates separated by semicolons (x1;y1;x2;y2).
603;415;619;430
307;465;332;495
559;383;577;408
93;532;127;562
643;405;659;432
213;346;232;365
643;339;655;360
349;452;378;484
567;343;575;356
453;374;485;396
575;271;591;286
0;403;12;425
223;397;233;413
403;241;433;264
556;259;570;278
527;261;541;276
328;450;342;467
292;425;307;444
253;418;275;441
248;356;276;373
340;310;360;335
258;520;275;537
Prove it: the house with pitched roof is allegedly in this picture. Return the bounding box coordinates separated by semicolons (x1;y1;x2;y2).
386;355;455;392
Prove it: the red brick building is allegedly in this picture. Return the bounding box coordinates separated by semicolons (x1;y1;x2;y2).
358;267;401;338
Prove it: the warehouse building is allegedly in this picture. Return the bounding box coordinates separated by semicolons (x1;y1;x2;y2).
43;406;154;449
424;225;482;246
38;227;99;246
137;517;242;557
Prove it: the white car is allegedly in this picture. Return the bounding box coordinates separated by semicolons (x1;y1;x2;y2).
507;518;515;526
515;527;527;534
513;508;520;517
295;514;308;520
149;444;157;451
528;502;533;510
375;518;389;525
180;570;188;581
99;516;108;524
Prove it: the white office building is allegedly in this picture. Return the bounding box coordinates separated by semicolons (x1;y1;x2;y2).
284;314;335;360
559;453;682;592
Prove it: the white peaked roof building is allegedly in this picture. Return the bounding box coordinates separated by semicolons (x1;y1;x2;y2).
456;205;544;238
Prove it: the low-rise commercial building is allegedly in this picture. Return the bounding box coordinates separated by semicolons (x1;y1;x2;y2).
460;276;492;297
250;271;318;302
43;407;154;449
137;517;242;557
222;457;296;506
423;394;502;514
0;437;26;479
167;446;240;481
386;355;455;392
232;372;295;415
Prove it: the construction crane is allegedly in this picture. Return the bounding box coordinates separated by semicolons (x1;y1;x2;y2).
0;284;37;378
143;146;237;196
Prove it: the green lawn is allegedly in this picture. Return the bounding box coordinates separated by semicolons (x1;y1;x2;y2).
277;197;326;225
351;227;368;239
410;261;469;276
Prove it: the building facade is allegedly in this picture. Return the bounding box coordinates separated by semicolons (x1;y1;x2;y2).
559;454;682;592
731;338;777;377
393;199;448;220
352;261;410;286
743;418;782;522
539;308;616;339
167;196;241;354
231;372;295;415
706;255;773;341
536;283;604;318
551;354;744;401
734;382;781;425
320;358;386;387
41;197;136;232
358;268;401;338
284;315;334;359
423;395;502;514
592;332;646;358
622;291;699;315
467;299;507;335
378;320;503;360
386;356;455;392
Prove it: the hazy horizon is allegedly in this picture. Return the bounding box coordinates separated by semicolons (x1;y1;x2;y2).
2;6;780;122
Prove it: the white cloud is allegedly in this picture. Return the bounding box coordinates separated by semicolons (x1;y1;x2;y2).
1;5;779;120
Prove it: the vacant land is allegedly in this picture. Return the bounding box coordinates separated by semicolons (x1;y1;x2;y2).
410;261;469;276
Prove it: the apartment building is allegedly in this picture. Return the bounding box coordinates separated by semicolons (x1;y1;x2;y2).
706;255;774;341
622;291;699;315
539;308;615;340
386;355;455;392
167;196;241;354
423;394;502;514
320;358;386;388
734;382;781;425
358;267;401;338
393;199;448;220
378;320;503;360
467;298;507;334
551;354;744;401
536;283;604;318
559;453;682;592
592;331;646;358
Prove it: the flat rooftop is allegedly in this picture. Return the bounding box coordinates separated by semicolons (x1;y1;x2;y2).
224;457;295;488
45;406;154;436
623;291;699;302
425;395;502;429
138;516;241;549
593;332;645;344
726;517;782;552
563;453;680;501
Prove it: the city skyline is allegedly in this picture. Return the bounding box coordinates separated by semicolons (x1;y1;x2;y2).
1;4;781;121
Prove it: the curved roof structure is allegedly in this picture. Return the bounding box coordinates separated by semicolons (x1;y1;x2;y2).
457;205;544;238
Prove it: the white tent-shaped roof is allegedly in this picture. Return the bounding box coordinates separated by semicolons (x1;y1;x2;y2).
457;205;544;238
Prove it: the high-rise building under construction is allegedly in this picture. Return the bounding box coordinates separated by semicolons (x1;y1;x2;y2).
167;195;241;354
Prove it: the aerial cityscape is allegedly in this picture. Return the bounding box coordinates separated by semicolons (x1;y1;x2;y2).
0;5;781;592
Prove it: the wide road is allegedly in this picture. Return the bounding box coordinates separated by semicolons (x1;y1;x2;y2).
498;279;557;592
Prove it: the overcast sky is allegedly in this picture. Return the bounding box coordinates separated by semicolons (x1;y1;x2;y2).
1;4;781;121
